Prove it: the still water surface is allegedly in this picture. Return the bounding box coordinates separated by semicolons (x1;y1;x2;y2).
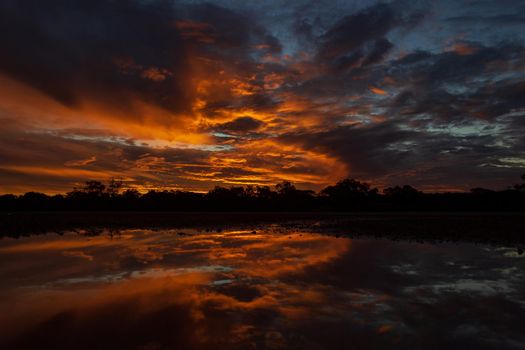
0;227;524;349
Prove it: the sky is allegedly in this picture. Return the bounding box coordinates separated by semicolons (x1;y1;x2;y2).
0;0;524;194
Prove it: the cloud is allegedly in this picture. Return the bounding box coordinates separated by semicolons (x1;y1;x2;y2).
214;117;264;134
0;0;524;192
0;0;282;134
384;42;525;122
319;3;396;59
369;86;388;95
317;2;422;62
0;0;191;113
362;38;394;66
65;156;97;167
279;121;417;176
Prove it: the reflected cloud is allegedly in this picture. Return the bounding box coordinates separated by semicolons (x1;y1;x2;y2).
1;228;525;349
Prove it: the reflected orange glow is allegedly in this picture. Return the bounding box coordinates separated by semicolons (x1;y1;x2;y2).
0;228;350;348
1;227;523;348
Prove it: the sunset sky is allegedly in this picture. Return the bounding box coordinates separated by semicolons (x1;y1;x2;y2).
0;0;524;194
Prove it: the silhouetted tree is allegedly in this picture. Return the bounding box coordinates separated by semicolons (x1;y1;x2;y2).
1;177;524;212
320;179;379;209
384;185;421;197
0;194;17;209
82;181;106;196
122;188;141;199
470;188;495;195
67;181;104;198
19;192;49;210
254;186;275;200
273;181;316;210
106;178;124;197
383;185;423;210
275;181;296;195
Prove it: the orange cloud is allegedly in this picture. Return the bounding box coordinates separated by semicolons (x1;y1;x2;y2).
448;42;478;56
65;156;97;167
369;86;388;95
0;165;113;179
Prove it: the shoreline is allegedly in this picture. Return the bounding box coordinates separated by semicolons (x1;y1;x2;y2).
1;211;524;245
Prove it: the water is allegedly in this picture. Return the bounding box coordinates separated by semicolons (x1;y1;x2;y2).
0;227;524;349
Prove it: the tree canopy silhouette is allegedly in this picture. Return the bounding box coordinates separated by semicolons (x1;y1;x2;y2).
1;175;524;211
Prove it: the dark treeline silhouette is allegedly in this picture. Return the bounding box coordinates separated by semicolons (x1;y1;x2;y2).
1;176;525;212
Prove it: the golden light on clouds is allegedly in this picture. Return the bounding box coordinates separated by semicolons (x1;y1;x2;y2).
1;0;523;193
368;86;388;95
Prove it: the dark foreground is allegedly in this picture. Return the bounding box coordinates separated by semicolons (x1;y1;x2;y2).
1;212;525;245
1;225;524;350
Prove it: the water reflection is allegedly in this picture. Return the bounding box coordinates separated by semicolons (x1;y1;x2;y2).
0;228;524;349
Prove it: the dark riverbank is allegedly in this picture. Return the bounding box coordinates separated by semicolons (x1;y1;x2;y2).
1;211;524;245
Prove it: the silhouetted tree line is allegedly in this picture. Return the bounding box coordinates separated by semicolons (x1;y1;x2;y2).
1;176;525;211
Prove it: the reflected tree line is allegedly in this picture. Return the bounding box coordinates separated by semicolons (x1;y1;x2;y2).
1;176;525;211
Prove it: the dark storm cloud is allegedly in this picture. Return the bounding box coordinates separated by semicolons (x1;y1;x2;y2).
214;116;264;133
0;0;192;114
0;0;282;119
332;51;365;73
385;42;525;121
289;35;525;127
182;3;281;50
391;42;523;89
362;38;394;66
279;118;525;189
282;3;428;98
318;2;422;61
319;3;395;59
446;14;525;24
292;18;316;47
444;0;525;27
280;121;418;176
